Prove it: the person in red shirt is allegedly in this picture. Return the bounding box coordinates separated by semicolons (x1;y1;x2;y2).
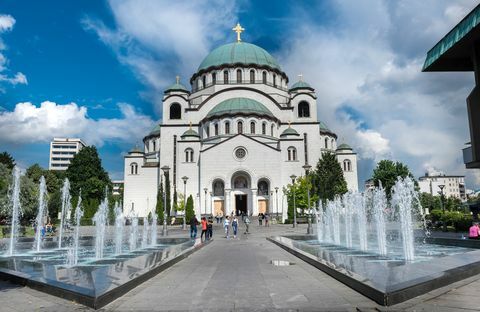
469;223;480;239
200;217;208;242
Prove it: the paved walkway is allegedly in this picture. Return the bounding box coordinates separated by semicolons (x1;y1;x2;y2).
1;223;480;311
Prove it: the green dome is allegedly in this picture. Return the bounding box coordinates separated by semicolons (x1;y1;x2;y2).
198;42;281;72
206;98;274;119
337;143;352;150
290;81;312;91
181;129;200;139
319;121;330;132
280;127;300;137
165;82;189;93
149;124;160;136
129;146;143;153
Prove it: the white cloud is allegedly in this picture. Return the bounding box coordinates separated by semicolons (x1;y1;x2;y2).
0;101;154;146
0;15;15;32
279;0;479;187
0;13;27;87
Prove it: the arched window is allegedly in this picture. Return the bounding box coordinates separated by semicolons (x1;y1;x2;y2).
258;180;269;196
287;147;297;161
298;101;310;118
185;148;194;163
169;103;181;119
324;138;328;149
273;74;277;87
130;162;138;175
331;139;334;149
262;122;266;135
250;70;255;83
343;159;352;171
214;123;219;136
237;121;243;134
236;69;242;83
212;72;216;85
270;124;274;136
152;140;156;151
224;70;229;84
262;71;267;84
250;121;255;134
213;180;225;196
225;121;230;134
205;125;209;138
202;75;206;88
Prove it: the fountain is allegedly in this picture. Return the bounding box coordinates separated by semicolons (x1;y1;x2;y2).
269;176;480;305
141;217;149;248
129;209;139;251
150;206;158;246
58;178;71;249
7;167;21;256
114;202;124;255
33;176;48;252
93;192;108;259
68;194;84;266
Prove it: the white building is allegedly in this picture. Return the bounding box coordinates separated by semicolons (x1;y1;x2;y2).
112;180;124;196
418;173;466;200
49;138;86;170
123;26;359;218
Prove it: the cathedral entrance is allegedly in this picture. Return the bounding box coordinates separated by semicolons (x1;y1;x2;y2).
235;194;247;215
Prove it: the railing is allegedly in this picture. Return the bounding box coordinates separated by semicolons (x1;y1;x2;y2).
191;80;289;93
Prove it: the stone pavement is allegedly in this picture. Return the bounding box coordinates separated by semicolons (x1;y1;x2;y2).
1;223;480;311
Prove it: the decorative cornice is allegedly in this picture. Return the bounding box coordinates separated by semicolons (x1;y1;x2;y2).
190;63;289;84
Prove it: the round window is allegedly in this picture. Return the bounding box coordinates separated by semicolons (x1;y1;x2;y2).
234;147;247;160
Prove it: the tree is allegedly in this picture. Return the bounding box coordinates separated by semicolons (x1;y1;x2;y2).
66;146;111;202
156;179;164;223
312;152;348;204
419;192;441;212
26;164;44;184
0;152;15;170
164;171;171;217
19;175;38;224
284;176;320;220
0;163;11;219
372;160;415;199
185;195;195;221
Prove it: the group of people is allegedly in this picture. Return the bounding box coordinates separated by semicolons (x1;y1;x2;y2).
258;213;270;226
189;216;213;241
223;214;250;239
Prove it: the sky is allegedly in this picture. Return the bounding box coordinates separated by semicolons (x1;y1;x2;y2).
0;0;479;190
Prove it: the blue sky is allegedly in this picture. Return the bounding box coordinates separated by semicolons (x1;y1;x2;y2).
0;0;479;189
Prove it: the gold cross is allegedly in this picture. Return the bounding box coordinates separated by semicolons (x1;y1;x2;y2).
176;75;180;84
298;74;303;82
232;23;245;42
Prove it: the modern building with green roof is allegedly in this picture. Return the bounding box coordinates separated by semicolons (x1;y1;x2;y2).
124;24;358;219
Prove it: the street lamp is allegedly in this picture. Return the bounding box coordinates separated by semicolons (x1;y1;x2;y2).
438;184;446;232
203;188;208;217
275;187;279;221
161;166;170;236
290;174;297;228
303;164;313;234
181;176;189;230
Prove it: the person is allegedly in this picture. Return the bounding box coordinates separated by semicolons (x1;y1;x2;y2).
189;215;199;239
218;211;224;224
207;216;213;240
244;215;250;234
224;216;230;239
200;217;208;241
170;216;176;225
265;213;269;227
232;216;238;239
469;223;480;239
258;213;263;226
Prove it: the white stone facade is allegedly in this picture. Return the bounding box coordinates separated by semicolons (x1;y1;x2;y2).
123;40;359;218
418;174;466;200
49;138;86;170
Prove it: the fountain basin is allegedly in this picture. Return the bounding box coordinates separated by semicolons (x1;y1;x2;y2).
0;237;207;309
268;235;480;306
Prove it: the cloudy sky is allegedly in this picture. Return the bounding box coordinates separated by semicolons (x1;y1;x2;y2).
0;0;479;189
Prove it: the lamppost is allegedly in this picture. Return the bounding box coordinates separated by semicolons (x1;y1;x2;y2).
290;174;297;228
438;184;446;232
303;164;313;234
182;176;188;230
275;187;279;221
203;188;208;217
161;166;170;236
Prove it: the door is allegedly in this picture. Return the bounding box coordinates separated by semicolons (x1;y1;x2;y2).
213;200;224;217
235;194;248;215
258;199;267;214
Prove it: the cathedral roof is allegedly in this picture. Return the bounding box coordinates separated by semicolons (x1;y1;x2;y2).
129;146;143;154
280;126;300;137
149;124;160;136
206;98;275;119
290;80;313;91
164;82;189;93
319;121;330;131
181;128;200;139
337;143;353;150
197;42;281;72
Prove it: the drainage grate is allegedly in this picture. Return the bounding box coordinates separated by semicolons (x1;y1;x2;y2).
270;260;295;266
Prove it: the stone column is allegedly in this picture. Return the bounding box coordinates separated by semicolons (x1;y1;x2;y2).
225;189;231;216
251;189;258;216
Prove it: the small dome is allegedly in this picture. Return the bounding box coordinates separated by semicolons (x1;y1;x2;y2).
129;146;143;154
206;98;275;120
290;80;313;91
198;42;281;72
319;121;330;132
149;124;160;136
336;143;353;151
280;126;300;137
181;129;200;139
164;82;189;93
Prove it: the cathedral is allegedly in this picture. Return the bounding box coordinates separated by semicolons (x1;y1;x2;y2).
123;24;358;219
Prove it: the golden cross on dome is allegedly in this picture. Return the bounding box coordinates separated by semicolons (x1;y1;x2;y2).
189;121;192;129
176;75;180;84
232;23;245;42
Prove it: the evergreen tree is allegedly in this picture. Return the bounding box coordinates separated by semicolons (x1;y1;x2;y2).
164;171;171;217
372;160;414;199
26;164;44;183
185;195;194;221
312;152;348;204
0;151;15;170
156;179;164;223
